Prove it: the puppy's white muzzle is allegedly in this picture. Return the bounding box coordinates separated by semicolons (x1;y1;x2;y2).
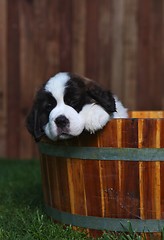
43;105;85;141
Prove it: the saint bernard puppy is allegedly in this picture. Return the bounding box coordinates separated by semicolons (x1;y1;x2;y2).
26;72;128;141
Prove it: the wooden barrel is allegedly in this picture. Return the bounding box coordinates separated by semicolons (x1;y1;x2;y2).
38;111;164;237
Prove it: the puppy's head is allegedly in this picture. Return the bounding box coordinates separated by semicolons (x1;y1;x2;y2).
26;72;116;141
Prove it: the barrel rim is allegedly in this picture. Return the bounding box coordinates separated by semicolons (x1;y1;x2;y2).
38;142;164;161
45;205;164;232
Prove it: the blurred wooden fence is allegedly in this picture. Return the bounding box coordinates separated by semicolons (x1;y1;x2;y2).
0;0;163;159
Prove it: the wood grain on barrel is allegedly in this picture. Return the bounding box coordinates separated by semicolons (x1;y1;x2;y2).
48;157;61;210
80;133;103;236
160;119;164;218
120;119;139;219
67;158;87;215
98;120;121;218
40;155;51;206
138;119;161;219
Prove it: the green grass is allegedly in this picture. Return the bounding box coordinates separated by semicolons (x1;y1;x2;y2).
0;160;161;240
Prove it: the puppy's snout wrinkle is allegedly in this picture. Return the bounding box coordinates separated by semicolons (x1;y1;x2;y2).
55;115;69;128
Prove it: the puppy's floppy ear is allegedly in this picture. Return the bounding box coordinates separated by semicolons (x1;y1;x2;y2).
26;107;45;142
26;90;46;142
86;82;116;114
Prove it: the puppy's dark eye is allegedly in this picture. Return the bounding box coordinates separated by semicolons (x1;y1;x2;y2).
67;99;77;107
64;97;85;112
64;97;79;109
45;103;55;112
42;101;56;112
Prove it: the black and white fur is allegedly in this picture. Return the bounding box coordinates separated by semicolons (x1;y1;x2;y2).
26;72;128;141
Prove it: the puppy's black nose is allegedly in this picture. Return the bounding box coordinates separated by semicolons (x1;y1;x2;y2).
55;115;69;128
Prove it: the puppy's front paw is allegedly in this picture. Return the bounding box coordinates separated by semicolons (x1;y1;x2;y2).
80;104;110;133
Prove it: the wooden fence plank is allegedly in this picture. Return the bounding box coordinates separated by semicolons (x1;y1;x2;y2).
72;0;86;75
85;0;100;81
45;0;60;77
59;0;73;71
148;1;163;110
19;0;37;159
110;0;124;99
122;0;138;109
137;0;163;110
0;0;7;158
99;0;112;89
7;0;21;158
